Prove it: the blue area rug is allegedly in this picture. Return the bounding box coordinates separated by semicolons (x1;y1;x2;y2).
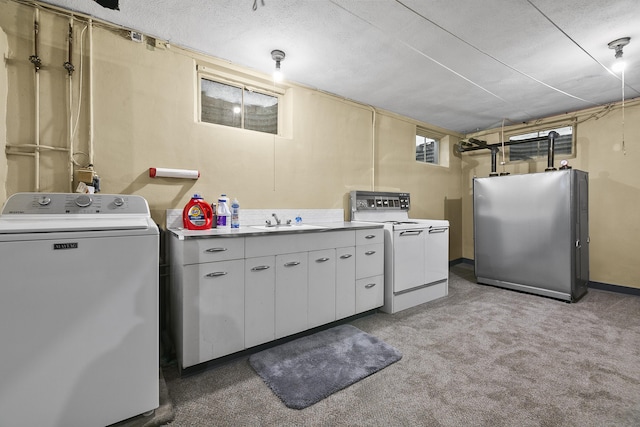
249;324;402;409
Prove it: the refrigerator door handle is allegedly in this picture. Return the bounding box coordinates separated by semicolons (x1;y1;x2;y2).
575;240;581;249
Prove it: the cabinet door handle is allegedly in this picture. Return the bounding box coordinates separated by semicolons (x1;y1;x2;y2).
316;257;330;263
400;230;423;236
365;283;377;289
365;234;376;239
428;226;447;234
340;254;353;259
251;265;270;271
284;261;300;267
365;250;376;255
205;247;228;253
205;271;228;277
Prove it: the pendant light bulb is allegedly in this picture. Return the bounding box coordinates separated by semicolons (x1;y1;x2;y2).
608;37;630;74
271;49;285;82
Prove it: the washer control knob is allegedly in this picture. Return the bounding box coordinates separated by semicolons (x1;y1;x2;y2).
38;196;51;206
75;194;92;207
113;197;124;207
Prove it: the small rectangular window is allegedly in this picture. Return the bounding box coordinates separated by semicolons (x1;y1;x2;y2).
508;126;573;161
416;135;439;164
200;77;278;134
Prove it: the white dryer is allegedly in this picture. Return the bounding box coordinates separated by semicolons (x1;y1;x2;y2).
0;193;159;427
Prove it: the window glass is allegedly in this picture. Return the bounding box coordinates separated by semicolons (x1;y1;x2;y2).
201;79;242;128
416;135;439;164
509;126;573;161
200;77;279;134
244;89;278;134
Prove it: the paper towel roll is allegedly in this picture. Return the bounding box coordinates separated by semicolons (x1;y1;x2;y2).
149;167;200;179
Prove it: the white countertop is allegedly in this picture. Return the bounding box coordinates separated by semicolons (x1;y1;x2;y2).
167;221;383;240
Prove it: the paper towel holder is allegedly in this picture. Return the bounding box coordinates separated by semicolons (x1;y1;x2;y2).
149;167;200;179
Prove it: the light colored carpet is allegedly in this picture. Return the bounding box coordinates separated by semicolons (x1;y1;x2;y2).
163;264;640;426
249;324;402;409
110;369;174;427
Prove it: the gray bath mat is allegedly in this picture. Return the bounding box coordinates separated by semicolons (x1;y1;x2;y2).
249;324;402;409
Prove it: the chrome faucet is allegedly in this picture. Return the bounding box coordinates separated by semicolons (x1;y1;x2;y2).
272;213;281;225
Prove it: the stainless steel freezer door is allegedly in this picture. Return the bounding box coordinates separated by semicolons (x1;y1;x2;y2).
0;232;159;427
474;171;575;295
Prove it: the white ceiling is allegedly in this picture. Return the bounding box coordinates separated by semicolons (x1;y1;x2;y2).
38;0;640;134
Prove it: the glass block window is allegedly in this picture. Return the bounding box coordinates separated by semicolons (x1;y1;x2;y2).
416;135;439;164
508;126;573;161
200;78;278;134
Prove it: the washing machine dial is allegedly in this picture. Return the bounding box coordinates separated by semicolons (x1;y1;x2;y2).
75;194;93;208
113;197;124;207
37;196;51;206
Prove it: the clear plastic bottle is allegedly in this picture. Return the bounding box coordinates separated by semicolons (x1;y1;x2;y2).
231;198;240;228
216;197;231;229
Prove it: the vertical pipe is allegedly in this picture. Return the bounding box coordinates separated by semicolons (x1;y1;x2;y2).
67;18;74;192
489;147;499;176
369;106;376;191
545;131;559;171
88;19;94;165
33;9;41;192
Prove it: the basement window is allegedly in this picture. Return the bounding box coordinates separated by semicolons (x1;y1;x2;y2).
416;129;440;165
508;126;573;161
200;78;279;135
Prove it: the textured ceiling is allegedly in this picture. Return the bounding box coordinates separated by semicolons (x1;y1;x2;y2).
37;0;640;133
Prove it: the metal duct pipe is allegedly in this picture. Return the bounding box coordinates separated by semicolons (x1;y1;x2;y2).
545;131;559;171
490;147;499;176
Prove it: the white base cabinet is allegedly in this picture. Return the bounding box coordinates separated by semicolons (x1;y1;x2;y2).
308;249;337;329
335;246;356;319
170;226;384;370
244;256;275;348
275;252;309;339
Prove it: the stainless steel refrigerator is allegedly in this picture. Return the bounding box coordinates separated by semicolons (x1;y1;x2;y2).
473;169;589;302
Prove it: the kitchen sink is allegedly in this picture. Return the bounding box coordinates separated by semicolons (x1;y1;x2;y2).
249;224;327;231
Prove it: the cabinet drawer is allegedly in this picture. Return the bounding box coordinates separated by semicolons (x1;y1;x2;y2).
356;243;384;278
356;275;384;313
356;228;384;246
183;237;245;264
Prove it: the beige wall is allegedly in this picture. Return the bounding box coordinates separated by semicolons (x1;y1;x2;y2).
3;2;638;287
461;100;640;289
0;2;462;260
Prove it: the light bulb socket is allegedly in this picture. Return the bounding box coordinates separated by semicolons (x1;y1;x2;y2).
271;49;285;82
608;37;630;57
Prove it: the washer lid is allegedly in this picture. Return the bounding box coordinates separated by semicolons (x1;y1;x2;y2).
0;215;153;234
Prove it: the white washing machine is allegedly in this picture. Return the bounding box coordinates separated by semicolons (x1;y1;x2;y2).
0;193;159;427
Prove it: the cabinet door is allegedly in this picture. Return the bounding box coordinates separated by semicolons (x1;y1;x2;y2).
245;256;275;348
356;275;384;313
356;243;384;279
425;227;449;284
275;252;308;339
336;246;356;320
393;229;426;293
184;259;245;366
308;249;336;329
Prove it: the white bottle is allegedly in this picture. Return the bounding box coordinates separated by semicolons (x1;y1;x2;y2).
217;197;231;229
231;198;240;229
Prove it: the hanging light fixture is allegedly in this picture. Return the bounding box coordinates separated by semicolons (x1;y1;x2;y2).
608;37;630;73
271;49;285;82
607;37;631;155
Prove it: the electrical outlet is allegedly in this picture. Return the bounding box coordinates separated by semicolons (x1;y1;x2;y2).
130;31;143;43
